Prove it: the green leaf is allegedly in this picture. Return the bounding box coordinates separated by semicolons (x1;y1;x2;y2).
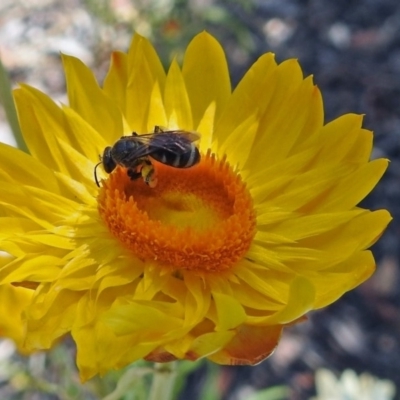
0;56;28;152
200;363;221;400
246;385;289;400
101;366;153;400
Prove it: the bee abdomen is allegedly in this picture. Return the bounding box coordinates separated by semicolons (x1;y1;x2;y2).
151;146;200;168
181;145;200;167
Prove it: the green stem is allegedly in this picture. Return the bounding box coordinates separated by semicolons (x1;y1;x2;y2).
148;362;178;400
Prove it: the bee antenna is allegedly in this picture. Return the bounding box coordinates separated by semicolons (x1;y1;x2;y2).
94;161;102;187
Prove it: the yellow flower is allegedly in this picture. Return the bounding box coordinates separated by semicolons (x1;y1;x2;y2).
0;32;391;380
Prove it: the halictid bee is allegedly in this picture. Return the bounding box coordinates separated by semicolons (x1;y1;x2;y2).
94;126;201;187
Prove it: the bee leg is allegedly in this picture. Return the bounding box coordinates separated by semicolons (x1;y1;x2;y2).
118;131;139;139
127;168;141;180
153;125;166;133
141;162;158;188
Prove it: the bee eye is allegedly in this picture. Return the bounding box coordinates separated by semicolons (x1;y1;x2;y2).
102;147;116;173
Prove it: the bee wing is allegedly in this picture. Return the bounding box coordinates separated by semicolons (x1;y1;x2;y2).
119;130;200;157
119;133;154;143
135;130;200;142
146;131;199;155
167;130;201;143
127;129;200;141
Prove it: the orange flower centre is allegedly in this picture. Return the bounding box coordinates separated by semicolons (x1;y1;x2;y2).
97;152;256;272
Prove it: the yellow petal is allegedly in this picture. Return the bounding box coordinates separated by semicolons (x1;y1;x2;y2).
62;54;122;143
146;80;168;130
182;31;231;128
246;243;294;273
55;138;97;189
0;183;76;227
196;101;217;153
164;60;193;129
259;276;315;325
183;273;211;327
0;283;33;352
0;142;59;192
262;210;366;241
13;86;70;174
103;51;128;113
314;114;369;165
61;105;109;162
218;113;259;170
311;251;376;308
103;302;183;336
24;289;82;351
318;159;389;211
0;217;40;236
214;53;277;144
248;145;325;203
211;292;247;331
250;77;323;169
297;209;392;270
190;330;236;359
0;255;63;284
125;33;166;132
72;320;156;381
54;172;97;206
234;262;285;302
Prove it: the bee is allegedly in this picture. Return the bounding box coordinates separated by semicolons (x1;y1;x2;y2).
94;126;201;187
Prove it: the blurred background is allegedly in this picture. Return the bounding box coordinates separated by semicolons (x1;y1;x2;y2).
0;0;399;399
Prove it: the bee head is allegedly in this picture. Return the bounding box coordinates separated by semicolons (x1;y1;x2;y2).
102;146;116;173
94;146;116;187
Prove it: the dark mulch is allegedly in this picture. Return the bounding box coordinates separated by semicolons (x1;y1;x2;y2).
179;1;400;399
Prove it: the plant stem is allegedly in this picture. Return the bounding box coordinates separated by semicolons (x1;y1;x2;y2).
148;362;178;400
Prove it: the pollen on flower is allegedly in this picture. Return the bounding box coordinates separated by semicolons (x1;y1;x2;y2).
97;152;257;272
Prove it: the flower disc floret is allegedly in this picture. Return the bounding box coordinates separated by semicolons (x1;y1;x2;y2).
98;151;257;272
